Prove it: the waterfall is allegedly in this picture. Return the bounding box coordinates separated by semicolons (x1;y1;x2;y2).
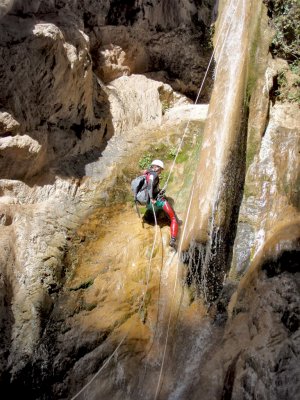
181;0;264;302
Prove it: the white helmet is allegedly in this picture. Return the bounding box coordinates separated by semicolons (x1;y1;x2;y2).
151;159;164;169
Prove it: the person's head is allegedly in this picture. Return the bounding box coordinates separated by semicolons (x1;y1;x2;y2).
151;159;164;174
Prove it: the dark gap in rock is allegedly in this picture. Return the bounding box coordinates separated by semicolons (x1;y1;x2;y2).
0;213;13;226
281;310;299;333
54;103;62;113
83;11;93;30
269;73;279;105
50;55;56;71
70;118;85;139
191;13;207;36
69;279;94;291
103;124;108;138
221;352;240;400
106;0;140;26
0;132;14;138
262;249;300;277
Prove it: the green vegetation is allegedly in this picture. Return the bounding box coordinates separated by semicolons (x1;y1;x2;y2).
245;14;262;105
138;142;189;170
264;0;300;103
159;170;168;187
245;128;259;170
290;61;300;75
168;146;178;159
106;122;205;206
161;99;171;115
106;139;186;205
265;0;300;64
166;145;189;163
207;24;215;50
275;68;300;103
175;147;189;163
138;152;153;169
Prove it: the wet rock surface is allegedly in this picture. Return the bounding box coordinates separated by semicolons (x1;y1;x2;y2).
0;0;299;399
186;253;300;400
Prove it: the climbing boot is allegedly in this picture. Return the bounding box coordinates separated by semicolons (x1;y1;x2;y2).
169;237;177;249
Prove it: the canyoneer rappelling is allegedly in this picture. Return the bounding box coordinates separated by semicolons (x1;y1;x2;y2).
131;159;180;249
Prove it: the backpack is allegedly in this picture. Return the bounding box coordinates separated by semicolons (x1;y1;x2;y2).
131;173;149;205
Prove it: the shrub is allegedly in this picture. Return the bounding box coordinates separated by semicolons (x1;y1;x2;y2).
138;152;152;169
264;0;300;64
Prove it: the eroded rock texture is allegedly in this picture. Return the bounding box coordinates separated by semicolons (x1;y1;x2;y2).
0;0;214;179
0;1;299;400
0;1;215;398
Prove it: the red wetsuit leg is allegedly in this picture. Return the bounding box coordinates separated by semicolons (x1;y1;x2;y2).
163;201;178;238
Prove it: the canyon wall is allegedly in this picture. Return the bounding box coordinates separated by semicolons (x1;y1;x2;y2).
0;0;215;397
0;1;299;399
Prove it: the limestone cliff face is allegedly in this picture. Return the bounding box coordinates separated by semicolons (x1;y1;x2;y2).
0;19;110;180
0;0;214;397
0;1;299;400
189;1;300;398
0;0;213;179
6;0;213;97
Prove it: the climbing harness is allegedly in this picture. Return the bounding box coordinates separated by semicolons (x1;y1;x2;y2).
71;0;239;397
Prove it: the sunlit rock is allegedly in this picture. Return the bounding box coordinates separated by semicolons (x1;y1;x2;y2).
163;104;209;125
92;26;149;83
0;134;44;179
231;102;300;278
107;74;189;134
0;111;20;135
1;1;298;399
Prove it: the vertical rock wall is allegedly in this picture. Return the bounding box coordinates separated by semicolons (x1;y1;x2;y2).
187;1;300;398
3;1;298;399
0;0;215;398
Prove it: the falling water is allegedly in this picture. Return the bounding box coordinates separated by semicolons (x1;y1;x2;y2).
181;0;265;302
57;2;271;399
2;1;299;399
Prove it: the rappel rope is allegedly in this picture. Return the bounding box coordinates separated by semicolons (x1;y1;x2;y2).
153;185;195;400
154;1;239;397
70;202;159;400
162;45;214;190
71;0;238;397
163;0;236;192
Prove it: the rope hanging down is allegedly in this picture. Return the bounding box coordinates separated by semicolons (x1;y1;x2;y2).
70;203;159;400
163;0;237;192
71;1;238;397
153;1;240;397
